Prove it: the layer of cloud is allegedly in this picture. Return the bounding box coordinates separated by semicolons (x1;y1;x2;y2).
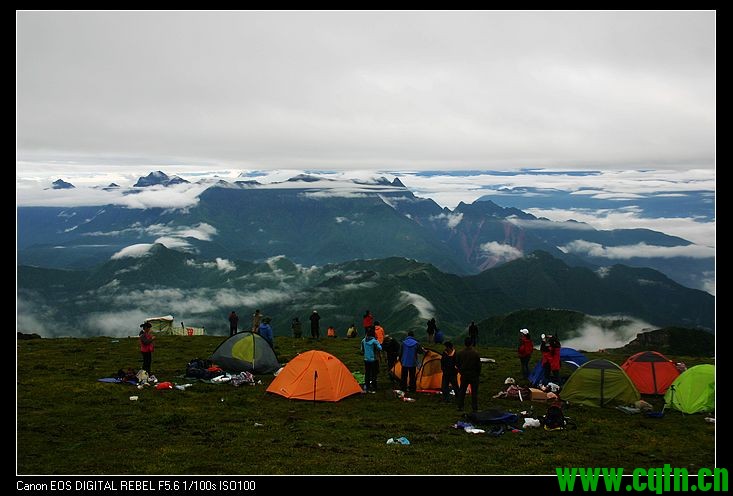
18;12;713;170
430;212;463;229
397;291;435;320
527;207;715;248
110;243;154;259
560;240;715;259
561;316;654;352
480;241;523;262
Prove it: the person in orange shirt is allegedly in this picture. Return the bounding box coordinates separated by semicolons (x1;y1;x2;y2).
327;326;337;338
374;321;385;344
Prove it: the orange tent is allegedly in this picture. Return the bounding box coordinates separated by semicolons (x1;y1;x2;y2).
621;351;680;395
266;350;362;402
392;349;459;392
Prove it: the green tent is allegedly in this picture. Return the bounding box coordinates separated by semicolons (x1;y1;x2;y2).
562;359;640;407
664;364;715;414
210;331;279;374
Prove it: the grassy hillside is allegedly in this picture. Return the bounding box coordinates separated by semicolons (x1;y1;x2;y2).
17;336;715;475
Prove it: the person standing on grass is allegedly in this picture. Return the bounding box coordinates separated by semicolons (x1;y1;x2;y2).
251;309;262;333
258;317;274;348
309;310;320;339
456;337;481;412
139;322;155;374
426;317;437;343
399;331;425;392
468;321;479;347
361;327;382;392
291;317;302;338
441;341;459;402
382;334;400;384
363;310;374;336
518;328;533;380
228;311;239;336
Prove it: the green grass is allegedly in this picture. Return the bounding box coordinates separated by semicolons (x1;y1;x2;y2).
17;336;715;475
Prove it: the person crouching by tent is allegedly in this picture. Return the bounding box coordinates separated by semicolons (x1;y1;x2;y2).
456;337;481;413
441;341;458;402
361;327;382;392
518;328;533;380
139;322;155;374
346;323;358;338
399;331;425;393
259;317;274;348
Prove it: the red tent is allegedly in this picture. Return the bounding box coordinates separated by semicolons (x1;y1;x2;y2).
621;351;680;395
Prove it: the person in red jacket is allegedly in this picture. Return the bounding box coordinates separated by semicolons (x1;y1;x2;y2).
139;322;155;374
362;310;374;335
517;328;534;380
548;334;562;383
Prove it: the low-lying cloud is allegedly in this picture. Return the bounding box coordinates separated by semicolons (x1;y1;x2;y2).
561;316;654;352
397;291;435;319
110;243;154;259
430;212;463;229
560;240;714;259
480;241;523;262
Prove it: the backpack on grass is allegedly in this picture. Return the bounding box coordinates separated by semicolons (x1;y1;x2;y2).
543;401;575;430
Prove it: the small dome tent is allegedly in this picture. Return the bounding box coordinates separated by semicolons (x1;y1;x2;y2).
391;349;446;392
210;331;279;374
664;364;715;414
621;351;680;395
562;359;640;407
267;350;362;402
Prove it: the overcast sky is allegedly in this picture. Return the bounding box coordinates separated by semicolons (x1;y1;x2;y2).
17;11;715;171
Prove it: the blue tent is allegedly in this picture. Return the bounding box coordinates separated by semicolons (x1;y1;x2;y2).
529;347;588;385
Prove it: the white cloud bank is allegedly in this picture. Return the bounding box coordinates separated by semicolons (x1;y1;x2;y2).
430;212;463;229
480;241;523;262
397;291;435;320
110;243;154;259
560;240;714;259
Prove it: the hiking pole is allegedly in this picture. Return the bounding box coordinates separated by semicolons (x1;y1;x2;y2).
313;370;318;404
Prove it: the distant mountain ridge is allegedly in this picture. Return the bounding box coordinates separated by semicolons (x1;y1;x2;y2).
17;247;714;341
17;172;713;291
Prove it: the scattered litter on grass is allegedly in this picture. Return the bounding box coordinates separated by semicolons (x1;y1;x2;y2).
129;396;138;401
386;437;410;445
705;417;715;423
480;358;495;363
254;422;264;427
522;418;541;428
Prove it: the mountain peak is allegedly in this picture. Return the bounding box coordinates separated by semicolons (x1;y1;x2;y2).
391;177;406;188
134;171;189;187
51;179;75;189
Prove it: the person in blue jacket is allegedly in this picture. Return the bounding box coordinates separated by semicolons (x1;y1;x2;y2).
360;327;382;392
258;317;274;348
399;331;425;392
